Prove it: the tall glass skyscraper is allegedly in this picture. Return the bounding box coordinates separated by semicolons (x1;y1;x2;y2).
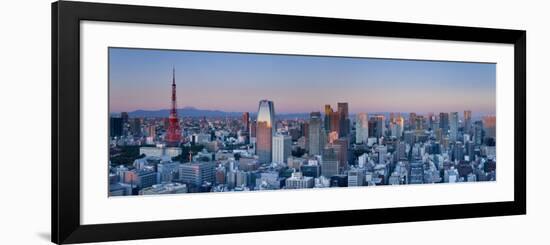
355;113;369;144
439;112;450;133
256;100;275;163
450;112;459;141
308;112;323;156
337;102;349;137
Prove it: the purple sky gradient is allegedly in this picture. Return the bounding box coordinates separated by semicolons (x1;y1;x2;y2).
109;48;496;116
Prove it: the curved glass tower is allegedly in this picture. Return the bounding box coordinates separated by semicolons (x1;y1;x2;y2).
256;100;275;163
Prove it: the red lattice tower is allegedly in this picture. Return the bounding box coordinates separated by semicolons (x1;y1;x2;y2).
166;67;181;146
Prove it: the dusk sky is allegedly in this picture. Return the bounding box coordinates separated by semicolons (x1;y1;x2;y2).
109;47;496;116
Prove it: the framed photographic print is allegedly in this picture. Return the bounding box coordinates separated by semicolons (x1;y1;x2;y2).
52;1;526;244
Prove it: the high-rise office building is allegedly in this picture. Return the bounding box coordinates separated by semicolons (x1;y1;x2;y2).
395;114;405;133
409;113;417;130
130;118;142;136
395;141;407;161
355;113;369;144
321;145;340;177
369;115;385;138
333;138;349;170
453;142;465;161
242;112;250;132
272;134;291;164
250;120;256;137
427;112;435;129
256;100;275;163
483;115;496;139
396;114;404;138
324;104;333;133
466;141;475;162
435;128;443;142
415;115;424;130
450;112;459;141
337;102;350;137
110;117;123;137
439;112;450;133
308;112;323;156
329;110;340;135
474;120;484;145
464;110;472;135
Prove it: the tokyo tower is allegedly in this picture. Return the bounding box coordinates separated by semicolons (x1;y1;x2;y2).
165;67;181;146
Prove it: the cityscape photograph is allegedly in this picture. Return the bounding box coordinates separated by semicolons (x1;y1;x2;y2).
108;47;497;197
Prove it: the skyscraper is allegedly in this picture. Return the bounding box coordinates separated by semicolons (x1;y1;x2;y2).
242;112;250;132
321;145;339;177
250;120;256;137
308;112;323;156
439;112;449;133
474;120;484;145
256;100;275;163
394;115;404;138
333;138;349;170
272;134;291;165
453;142;465;161
409;112;417;130
329;110;340;135
355;113;369;144
464;110;472;135
337;102;350;137
131;118;141;136
110;117;123;137
369;115;385;139
450;112;459;141
324;104;333;133
483;115;496;139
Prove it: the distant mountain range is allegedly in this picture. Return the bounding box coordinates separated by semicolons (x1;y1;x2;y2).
115;106;310;119
118;107;239;118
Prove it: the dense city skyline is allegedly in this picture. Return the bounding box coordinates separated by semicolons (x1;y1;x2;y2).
108;48;496;197
109;48;496;115
109;97;497;196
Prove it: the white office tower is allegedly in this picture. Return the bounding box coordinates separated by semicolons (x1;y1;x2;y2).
272;134;291;165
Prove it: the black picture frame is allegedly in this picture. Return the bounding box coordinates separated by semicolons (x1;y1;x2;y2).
52;1;526;244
